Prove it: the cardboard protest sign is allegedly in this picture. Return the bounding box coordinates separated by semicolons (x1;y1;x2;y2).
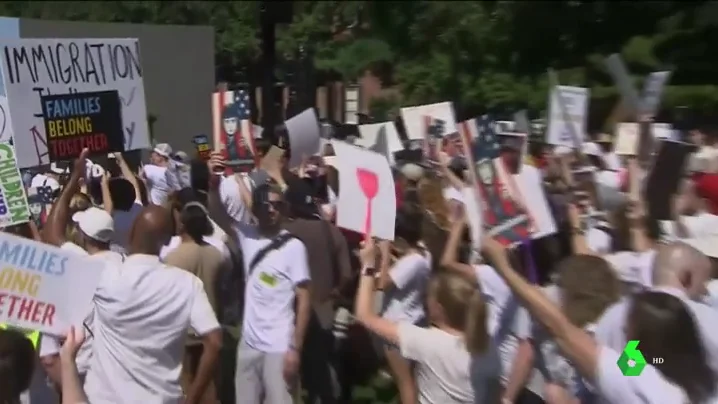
357;122;404;165
212;89;257;172
193;134;211;160
400;102;457;142
546;84;589;149
645;140;696;221
332;140;396;240
285;108;322;169
0;143;29;227
461;115;531;246
40;90;124;162
0;231;105;336
640;71;671;117
0;38;150;168
614;122;640;156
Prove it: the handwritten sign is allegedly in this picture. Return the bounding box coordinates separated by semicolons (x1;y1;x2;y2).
0;232;104;336
193;134;211;160
546;85;589;148
40;90;124;161
0;143;29;227
0;38;150;168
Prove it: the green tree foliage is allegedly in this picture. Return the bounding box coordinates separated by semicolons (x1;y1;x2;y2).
1;1;717;120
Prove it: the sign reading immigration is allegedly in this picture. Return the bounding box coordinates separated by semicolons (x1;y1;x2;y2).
0;143;29;228
40;90;124;161
0;38;150;168
0;232;105;336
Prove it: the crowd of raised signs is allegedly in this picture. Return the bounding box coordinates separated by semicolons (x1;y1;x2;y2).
4;74;718;404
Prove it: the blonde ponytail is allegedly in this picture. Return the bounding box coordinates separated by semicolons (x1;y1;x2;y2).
464;289;489;355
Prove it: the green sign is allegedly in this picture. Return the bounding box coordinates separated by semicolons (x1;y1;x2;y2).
0;143;30;228
617;340;647;376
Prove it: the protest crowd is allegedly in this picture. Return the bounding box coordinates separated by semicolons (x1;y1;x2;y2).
1;37;718;404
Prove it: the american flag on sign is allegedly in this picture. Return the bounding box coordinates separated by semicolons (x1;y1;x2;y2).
212;89;257;173
462;114;533;246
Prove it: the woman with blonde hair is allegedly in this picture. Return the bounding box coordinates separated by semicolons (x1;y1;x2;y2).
355;238;501;403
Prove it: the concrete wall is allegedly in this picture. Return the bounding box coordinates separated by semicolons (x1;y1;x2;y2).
18;18;215;155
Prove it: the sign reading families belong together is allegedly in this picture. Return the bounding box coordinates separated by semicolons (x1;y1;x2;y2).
0;38;151;167
41;90;124;161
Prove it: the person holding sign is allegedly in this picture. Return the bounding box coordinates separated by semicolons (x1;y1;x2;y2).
206;152;311;404
141;143;181;206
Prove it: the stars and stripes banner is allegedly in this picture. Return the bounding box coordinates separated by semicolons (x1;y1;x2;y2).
211;89;257;173
460;115;534;246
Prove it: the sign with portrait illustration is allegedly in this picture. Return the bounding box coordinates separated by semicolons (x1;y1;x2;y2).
211;89;257;173
461;115;532;246
40;90;124;162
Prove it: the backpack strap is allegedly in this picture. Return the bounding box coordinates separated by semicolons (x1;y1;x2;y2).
248;233;296;275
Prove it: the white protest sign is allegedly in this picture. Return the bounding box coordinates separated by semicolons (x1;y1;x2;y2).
614;122;640;156
546;85;589;147
0;142;29;227
652;123;674;140
640;71;671;116
400;102;457;141
357;122;403;165
0;231;104;336
332;140;396;240
0;96;14;144
513;166;557;239
0;38;151;168
462;187;483;249
285;108;321;168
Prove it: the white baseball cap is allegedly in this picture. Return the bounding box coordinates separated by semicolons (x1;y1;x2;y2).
72;207;114;243
581;142;603;157
153;143;173;158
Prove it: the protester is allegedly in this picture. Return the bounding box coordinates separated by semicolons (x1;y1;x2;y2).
82;205;222;403
142;142;181;205
206;152;311;404
354;238;501;403
0;328;35;404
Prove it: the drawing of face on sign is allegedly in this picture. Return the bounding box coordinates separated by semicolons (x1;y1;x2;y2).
222;107;239;137
471;116;530;245
423;116;446;162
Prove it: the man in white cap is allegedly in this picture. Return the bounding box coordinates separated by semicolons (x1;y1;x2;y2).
39;149;126;392
141;143;181;205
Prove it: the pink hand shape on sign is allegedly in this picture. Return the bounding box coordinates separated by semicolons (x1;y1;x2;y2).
356;168;379;238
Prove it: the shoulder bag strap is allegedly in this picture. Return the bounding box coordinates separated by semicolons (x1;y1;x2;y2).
248;233;295;276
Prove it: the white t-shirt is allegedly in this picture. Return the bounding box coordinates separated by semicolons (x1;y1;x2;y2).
142;164;177;205
233;223;310;353
595;345;687;404
661;212;718;240
398;323;501;404
594;286;718;378
83;254;219;403
603;250;656;289
475;264;538;389
219;175;253;224
381;252;431;324
112;200;144;250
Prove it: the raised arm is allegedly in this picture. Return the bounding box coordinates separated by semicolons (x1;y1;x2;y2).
114;152;142;203
45;149;89;246
482;236;600;381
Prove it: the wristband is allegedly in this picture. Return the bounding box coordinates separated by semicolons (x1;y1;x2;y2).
361;266;377;277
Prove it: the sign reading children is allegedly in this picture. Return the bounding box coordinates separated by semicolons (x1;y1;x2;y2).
40;90;124;161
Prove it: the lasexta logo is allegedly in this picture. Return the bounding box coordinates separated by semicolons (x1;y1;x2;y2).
617;340;647;376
